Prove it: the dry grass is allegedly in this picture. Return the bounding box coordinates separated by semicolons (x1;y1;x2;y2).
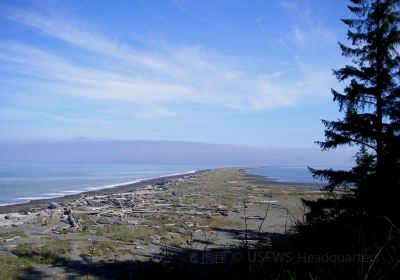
80;241;130;259
96;225;159;242
207;216;240;228
77;213;95;231
0;255;32;280
163;233;190;247
11;239;71;265
0;230;27;240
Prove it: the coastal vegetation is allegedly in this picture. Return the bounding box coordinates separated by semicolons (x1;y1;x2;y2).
0;255;32;280
11;239;71;265
0;230;26;240
95;225;159;243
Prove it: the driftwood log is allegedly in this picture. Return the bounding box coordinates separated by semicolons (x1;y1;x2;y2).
64;208;78;227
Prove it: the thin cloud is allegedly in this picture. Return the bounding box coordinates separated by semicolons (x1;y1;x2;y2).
279;1;337;47
6;8;171;72
256;16;269;36
0;108;108;125
292;23;337;46
279;0;296;11
0;42;195;103
1;7;335;113
45;114;110;125
134;107;177;119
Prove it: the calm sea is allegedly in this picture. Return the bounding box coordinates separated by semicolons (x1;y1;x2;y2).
0;162;211;206
246;166;332;184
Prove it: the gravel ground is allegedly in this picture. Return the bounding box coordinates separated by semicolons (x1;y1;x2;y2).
0;168;323;279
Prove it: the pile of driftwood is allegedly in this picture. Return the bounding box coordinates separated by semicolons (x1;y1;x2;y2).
48;175;199;231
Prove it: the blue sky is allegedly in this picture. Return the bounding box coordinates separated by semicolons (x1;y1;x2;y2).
0;0;352;147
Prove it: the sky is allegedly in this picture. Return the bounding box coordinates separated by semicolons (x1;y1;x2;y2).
0;0;352;148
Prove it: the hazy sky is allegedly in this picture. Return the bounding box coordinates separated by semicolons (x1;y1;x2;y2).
0;0;351;147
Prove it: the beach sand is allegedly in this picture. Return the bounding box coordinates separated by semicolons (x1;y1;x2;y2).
0;168;324;279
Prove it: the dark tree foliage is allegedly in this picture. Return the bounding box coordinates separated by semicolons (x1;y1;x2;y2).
310;0;400;218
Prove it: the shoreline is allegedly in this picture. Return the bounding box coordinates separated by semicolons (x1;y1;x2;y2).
0;167;319;214
0;169;210;214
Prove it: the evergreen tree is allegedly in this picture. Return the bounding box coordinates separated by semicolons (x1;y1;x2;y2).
310;0;400;216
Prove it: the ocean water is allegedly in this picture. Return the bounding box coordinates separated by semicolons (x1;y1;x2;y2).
0;162;210;206
246;166;329;184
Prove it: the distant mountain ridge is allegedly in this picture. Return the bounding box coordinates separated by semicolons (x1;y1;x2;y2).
0;140;353;166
